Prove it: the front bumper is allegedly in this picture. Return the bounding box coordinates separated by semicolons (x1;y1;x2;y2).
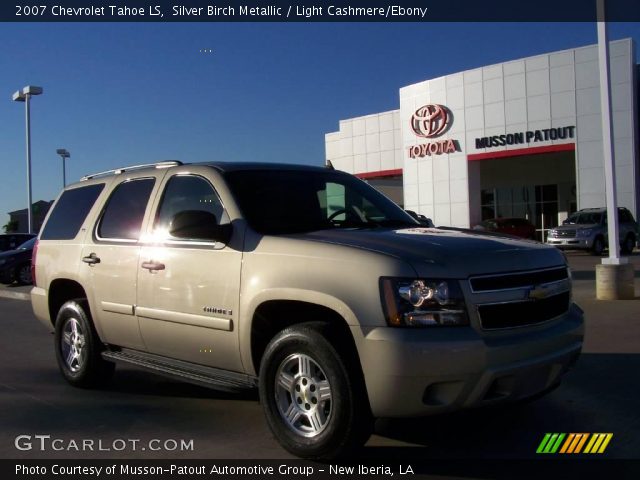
354;303;584;418
546;238;591;249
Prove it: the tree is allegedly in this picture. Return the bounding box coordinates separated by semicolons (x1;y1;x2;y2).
2;220;18;233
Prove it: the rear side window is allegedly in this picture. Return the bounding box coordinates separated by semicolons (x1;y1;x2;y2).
97;178;155;241
619;209;633;223
41;184;105;240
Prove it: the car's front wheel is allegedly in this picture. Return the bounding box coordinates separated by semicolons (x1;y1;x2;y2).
15;263;32;285
259;323;372;459
54;300;115;388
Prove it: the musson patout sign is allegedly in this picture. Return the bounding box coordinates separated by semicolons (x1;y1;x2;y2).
408;104;459;158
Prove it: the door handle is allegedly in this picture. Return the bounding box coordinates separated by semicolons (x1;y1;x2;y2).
141;261;165;271
82;253;101;265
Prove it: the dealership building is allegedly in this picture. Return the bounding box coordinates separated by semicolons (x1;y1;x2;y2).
325;38;639;240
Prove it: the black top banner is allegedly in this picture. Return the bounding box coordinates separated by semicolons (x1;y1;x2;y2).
3;0;640;22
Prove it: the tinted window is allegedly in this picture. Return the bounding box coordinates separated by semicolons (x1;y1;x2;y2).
97;178;155;240
154;175;226;241
566;212;602;225
41;184;105;240
225;169;415;234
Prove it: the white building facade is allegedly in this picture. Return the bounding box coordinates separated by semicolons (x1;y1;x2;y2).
325;39;639;240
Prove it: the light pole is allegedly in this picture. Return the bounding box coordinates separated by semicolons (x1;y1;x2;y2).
594;0;634;299
56;149;70;188
12;85;43;234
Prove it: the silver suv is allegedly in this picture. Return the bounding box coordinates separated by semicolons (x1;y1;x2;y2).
546;207;638;256
31;161;584;459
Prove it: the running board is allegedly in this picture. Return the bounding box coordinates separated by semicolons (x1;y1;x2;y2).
102;349;257;392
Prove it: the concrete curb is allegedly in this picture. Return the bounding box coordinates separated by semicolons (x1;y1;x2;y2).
0;289;30;301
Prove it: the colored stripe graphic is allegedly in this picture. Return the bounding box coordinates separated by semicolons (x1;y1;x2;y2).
538;433;613;454
536;433;552;453
567;433;585;453
584;433;614;454
559;433;575;454
536;433;565;453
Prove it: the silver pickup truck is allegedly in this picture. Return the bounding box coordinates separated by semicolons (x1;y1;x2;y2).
31;161;584;459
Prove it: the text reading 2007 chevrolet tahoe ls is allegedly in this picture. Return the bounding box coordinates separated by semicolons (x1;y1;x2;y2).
31;161;584;459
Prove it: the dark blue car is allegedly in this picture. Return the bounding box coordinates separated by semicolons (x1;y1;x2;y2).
0;237;36;285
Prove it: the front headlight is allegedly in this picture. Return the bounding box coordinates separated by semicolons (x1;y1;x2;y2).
548;229;557;237
380;278;469;327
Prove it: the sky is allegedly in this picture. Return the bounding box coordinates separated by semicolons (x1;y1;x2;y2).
0;21;639;228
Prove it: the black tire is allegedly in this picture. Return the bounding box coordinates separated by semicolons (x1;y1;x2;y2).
14;263;32;285
591;236;605;256
259;323;372;460
54;299;115;388
621;234;635;255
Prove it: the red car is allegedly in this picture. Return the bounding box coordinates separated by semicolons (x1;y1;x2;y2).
475;217;536;239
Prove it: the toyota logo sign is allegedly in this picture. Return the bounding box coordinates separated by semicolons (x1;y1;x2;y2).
411;104;450;138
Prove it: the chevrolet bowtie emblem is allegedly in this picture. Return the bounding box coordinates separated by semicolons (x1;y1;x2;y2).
528;286;551;300
528;281;569;300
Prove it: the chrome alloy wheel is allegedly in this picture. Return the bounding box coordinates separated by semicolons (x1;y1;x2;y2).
60;317;86;373
275;353;332;438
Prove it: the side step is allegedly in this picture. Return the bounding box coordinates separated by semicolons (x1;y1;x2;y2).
102;349;258;393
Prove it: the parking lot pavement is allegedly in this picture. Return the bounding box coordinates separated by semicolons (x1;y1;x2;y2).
0;253;639;463
0;283;30;301
565;251;640;353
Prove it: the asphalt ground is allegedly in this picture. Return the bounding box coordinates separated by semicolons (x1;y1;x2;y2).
0;252;639;477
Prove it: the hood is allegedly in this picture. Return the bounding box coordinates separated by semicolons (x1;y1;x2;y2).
295;227;565;277
0;246;31;260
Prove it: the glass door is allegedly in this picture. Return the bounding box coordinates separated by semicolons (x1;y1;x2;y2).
534;184;558;242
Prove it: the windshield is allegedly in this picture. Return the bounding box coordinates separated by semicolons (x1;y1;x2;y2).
565;212;602;225
224;169;417;234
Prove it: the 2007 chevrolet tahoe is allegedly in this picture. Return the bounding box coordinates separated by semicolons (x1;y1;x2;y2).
31;161;584;459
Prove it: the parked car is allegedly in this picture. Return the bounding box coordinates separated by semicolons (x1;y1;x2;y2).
32;161;583;459
0;233;36;252
546;207;638;255
0;236;36;285
474;218;536;239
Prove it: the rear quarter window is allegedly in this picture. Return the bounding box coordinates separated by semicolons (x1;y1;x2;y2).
40;184;105;240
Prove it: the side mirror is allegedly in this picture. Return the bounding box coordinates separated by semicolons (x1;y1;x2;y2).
169;210;232;244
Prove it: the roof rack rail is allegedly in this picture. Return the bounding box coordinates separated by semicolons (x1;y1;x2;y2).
80;161;183;181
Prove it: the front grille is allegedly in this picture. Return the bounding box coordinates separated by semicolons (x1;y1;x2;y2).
478;292;570;330
470;267;568;292
555;230;576;238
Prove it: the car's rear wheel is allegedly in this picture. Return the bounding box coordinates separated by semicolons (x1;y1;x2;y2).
54;299;115;387
621;234;635;255
591;236;605;256
259;323;372;459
